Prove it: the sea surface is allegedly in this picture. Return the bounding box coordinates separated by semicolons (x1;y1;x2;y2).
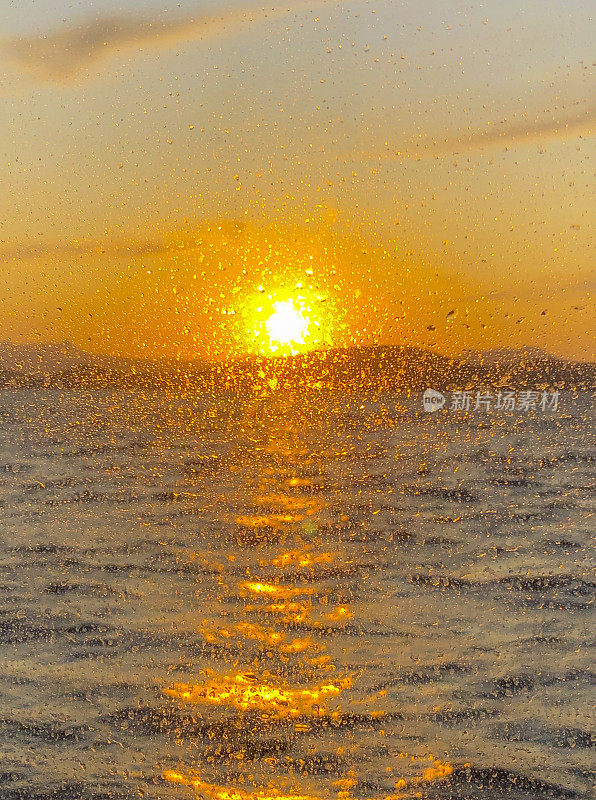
0;388;594;800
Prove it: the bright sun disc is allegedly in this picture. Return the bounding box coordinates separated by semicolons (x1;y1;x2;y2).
239;285;338;357
265;300;309;349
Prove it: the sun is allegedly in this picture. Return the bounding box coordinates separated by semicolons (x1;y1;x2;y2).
237;285;338;357
265;300;309;350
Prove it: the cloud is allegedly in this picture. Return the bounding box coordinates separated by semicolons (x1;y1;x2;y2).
1;1;337;84
369;102;595;160
443;105;595;152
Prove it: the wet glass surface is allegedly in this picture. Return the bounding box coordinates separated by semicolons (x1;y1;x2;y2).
0;389;593;799
1;0;594;796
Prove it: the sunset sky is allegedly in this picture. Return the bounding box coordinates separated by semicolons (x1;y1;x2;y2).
0;0;593;360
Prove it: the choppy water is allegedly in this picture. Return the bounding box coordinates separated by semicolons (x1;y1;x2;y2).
0;389;594;800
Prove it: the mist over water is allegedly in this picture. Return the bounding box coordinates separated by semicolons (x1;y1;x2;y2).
0;388;594;799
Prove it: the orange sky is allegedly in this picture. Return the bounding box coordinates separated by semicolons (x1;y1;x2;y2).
0;0;594;360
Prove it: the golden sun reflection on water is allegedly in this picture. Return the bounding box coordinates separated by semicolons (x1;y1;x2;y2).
163;758;455;800
240;580;314;598
200;620;315;654
270;550;334;568
164;671;350;717
254;494;324;514
234;512;307;527
159;410;457;800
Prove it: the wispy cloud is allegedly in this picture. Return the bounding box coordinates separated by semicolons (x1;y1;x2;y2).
1;1;337;84
369;102;595;160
